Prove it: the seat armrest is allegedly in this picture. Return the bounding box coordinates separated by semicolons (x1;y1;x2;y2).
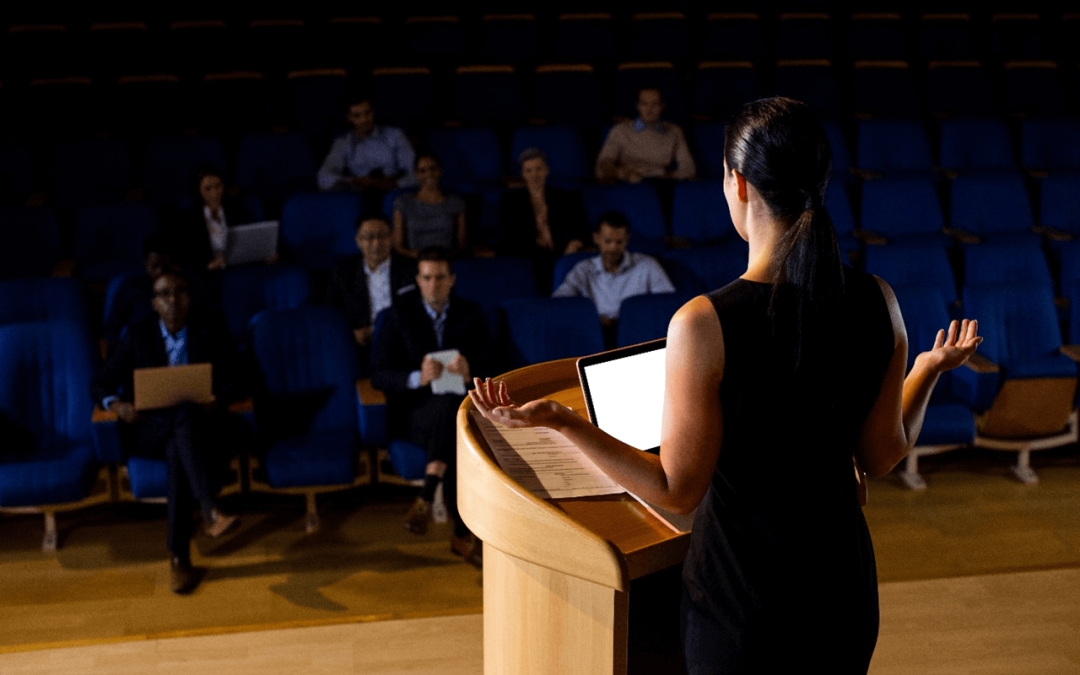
1060;345;1080;363
853;229;889;246
963;353;1000;373
227;397;254;414
357;379;387;405
91;405;123;463
1034;225;1073;241
942;227;981;244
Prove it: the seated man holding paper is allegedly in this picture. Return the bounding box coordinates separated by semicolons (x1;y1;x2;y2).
91;272;241;595
371;247;488;566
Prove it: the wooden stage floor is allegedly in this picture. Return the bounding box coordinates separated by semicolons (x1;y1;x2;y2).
2;448;1079;673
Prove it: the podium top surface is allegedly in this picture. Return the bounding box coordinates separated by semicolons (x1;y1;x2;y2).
457;357;690;591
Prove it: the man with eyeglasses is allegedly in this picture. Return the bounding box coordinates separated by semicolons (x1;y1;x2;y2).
91;272;241;595
325;213;418;374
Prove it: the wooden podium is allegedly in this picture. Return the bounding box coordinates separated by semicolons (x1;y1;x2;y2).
457;358;691;675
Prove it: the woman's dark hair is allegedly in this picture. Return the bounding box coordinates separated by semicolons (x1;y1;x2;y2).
724;97;843;368
414;151;442;171
192;162;224;200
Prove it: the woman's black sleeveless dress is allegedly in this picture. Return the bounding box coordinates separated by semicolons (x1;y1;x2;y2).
681;271;895;674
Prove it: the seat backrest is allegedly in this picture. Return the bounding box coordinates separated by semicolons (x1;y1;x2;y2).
142;135;227;207
250;307;357;433
0;277;87;327
938;117;1016;171
426;127;505;194
0;321;94;454
1040;172;1080;235
616;292;692;348
961;283;1063;368
963;241;1051;289
671;180;735;244
222;265;312;343
661;245;747;295
0;207;59;279
863;243;958;305
280;192;362;271
452;257;536;337
949;171;1033;236
72;202;161;282
501;296;604;367
236;132;316;199
860;176;944;238
856;119;933;173
1021;118;1080;172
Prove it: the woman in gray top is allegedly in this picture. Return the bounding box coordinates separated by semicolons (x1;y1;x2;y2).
393;152;467;258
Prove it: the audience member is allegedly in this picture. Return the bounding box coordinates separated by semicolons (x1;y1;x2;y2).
553;210;675;346
371;247;488;568
325;213;418;374
317;94;416;214
91;272;241;595
497;147;590;293
169;164;258;272
393;153;467;258
595;87;696;184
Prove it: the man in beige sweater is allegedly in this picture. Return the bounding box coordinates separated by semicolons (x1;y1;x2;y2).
595;87;697;184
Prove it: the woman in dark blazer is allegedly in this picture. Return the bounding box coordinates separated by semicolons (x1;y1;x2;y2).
496;148;590;293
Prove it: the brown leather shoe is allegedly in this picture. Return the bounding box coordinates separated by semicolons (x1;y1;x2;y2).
170;557;201;595
451;535;483;570
205;509;239;538
405;497;430;535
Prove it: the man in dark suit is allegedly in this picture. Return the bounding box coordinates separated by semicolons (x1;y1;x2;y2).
325;213;417;374
371;247;488;567
91;272;240;594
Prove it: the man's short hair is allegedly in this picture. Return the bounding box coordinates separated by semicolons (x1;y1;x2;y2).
595;210;630;233
637;85;663;102
517;147;547;168
417;246;454;271
356;213;391;232
345;91;375;110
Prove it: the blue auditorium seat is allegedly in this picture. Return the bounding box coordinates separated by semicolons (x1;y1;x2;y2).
860;176;947;246
72;203;161;282
250;307;368;532
1021;118;1080;173
427;127;504;195
501;297;605;368
236;132;317;202
938;118;1016;172
863;243;958;306
856;119;933;174
670;180;736;245
532;64;606;129
453;65;526;128
221;265;312;345
0;277;87;327
661;245;747;295
952;283;1078;484
142;135;227;206
280;192;362;271
948;171;1036;244
616;292;693;348
0;207;59;279
0;321;102;550
452;256;536;340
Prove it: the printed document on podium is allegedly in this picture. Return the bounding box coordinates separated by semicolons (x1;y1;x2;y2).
471;413;625;499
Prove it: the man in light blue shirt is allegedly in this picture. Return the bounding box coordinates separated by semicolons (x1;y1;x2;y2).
317;95;417;192
553;210;675;346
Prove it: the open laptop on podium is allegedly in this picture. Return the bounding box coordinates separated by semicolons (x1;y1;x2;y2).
577;339;695;533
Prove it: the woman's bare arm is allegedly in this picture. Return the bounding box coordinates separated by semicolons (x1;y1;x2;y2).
856;278;982;477
470;295;724;514
454;211;467;255
392;208;417;258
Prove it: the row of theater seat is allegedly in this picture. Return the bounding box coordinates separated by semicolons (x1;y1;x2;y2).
3;8;1079;84
5;57;1080;147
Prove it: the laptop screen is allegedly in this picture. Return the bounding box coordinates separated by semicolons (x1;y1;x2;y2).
577;339;666;453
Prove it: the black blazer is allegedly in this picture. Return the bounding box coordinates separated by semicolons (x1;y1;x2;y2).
168;200;256;271
371;292;489;431
496;186;590;257
91;314;240;456
324;252;418;329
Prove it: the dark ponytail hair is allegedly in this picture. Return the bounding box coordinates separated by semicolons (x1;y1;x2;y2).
724;97;844;370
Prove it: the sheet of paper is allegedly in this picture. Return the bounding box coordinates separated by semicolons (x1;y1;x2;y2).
471;412;625;499
428;349;466;395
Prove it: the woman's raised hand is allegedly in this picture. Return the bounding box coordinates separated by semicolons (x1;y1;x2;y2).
923;319;983;373
469;377;566;430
